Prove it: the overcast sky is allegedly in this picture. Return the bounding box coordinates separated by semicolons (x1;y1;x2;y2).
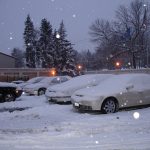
0;0;131;55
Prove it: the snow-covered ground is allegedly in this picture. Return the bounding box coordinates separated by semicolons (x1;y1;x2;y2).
0;95;150;150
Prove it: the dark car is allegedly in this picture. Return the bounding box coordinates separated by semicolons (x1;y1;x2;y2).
0;82;22;103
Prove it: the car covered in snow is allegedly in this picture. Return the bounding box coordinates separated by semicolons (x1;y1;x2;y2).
23;76;71;96
71;73;150;114
45;74;114;103
19;76;46;89
0;82;22;102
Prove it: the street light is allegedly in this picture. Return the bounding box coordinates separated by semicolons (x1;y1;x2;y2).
50;68;56;76
115;61;121;69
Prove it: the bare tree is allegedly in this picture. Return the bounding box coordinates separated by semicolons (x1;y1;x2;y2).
90;0;150;69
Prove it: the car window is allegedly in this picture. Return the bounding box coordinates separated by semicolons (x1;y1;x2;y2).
27;77;44;84
51;77;61;84
60;77;69;83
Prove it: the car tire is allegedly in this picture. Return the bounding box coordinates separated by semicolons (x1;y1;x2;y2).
4;93;16;102
38;88;46;96
101;98;118;114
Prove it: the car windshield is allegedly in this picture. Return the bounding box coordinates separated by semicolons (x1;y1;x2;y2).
27;77;45;84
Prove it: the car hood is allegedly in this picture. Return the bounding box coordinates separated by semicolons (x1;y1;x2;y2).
47;74;114;96
73;83;125;99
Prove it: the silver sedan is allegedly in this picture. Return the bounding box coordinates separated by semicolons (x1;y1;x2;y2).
71;74;150;114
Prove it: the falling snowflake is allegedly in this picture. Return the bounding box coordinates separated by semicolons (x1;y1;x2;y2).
90;134;93;138
133;112;140;119
72;14;76;18
95;141;99;144
59;8;63;11
9;37;13;40
51;0;55;2
1;22;5;25
56;33;60;39
27;43;31;46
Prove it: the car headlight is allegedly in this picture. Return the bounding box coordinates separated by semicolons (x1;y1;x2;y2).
34;90;38;95
74;102;80;107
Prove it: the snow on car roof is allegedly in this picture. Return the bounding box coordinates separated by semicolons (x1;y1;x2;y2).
27;76;46;83
47;74;113;92
74;73;150;96
0;82;17;88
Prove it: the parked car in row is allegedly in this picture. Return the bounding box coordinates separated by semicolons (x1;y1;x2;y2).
0;82;22;102
19;76;46;89
23;76;71;96
71;73;150;114
45;74;114;103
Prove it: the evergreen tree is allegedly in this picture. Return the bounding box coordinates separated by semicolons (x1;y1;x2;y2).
56;21;76;76
52;29;60;68
39;18;54;68
23;14;36;68
11;48;25;68
34;28;41;68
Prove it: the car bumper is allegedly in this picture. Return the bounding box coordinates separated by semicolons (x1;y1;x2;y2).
73;102;93;110
22;90;38;96
46;96;71;103
71;97;102;111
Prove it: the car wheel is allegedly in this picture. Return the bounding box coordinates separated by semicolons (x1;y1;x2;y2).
101;98;118;114
38;89;46;96
4;94;15;102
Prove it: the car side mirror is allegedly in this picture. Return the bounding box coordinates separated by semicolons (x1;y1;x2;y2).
126;84;134;90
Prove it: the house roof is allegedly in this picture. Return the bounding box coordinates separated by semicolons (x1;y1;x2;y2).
0;52;16;59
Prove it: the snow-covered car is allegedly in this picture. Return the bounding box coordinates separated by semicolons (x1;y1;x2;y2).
19;76;46;89
71;73;150;114
23;76;71;96
45;74;114;103
0;82;22;102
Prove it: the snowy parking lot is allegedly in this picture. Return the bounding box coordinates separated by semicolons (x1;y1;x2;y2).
0;95;150;150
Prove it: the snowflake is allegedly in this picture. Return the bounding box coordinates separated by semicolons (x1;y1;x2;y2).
1;22;5;25
56;33;60;39
9;37;13;40
90;134;93;138
27;43;31;46
51;0;55;2
133;112;140;119
95;141;99;144
72;14;76;18
59;8;63;11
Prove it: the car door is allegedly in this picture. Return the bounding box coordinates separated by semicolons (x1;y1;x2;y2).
124;85;141;107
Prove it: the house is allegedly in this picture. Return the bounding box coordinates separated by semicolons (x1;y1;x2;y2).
0;52;15;68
